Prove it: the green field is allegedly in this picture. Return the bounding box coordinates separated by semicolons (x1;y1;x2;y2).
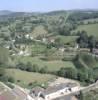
6;69;56;88
31;43;47;54
56;35;79;44
72;23;98;37
14;56;75;71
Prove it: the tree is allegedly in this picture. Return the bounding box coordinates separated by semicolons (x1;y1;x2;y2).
77;70;88;82
32;64;39;72
16;62;26;70
26;62;33;72
8;77;15;83
0;47;9;65
0;68;5;77
88;36;96;52
77;31;88;48
57;67;77;79
58;25;71;36
40;66;48;73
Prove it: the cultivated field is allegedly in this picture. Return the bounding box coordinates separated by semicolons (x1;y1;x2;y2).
14;56;75;71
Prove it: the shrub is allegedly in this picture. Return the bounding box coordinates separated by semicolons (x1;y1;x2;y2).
8;77;15;83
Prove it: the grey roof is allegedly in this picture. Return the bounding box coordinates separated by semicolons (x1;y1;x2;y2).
44;83;77;95
53;94;78;100
53;95;72;100
31;86;44;96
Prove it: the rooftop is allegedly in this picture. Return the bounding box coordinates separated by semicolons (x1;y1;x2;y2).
44;83;77;95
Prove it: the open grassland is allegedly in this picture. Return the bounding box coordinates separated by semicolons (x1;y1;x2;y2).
72;24;98;37
6;69;56;88
32;25;48;38
56;35;79;44
14;56;75;71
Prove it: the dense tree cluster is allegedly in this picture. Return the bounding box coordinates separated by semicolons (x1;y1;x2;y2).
77;31;97;52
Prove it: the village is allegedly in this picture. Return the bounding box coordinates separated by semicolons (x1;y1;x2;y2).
0;4;98;100
0;77;98;100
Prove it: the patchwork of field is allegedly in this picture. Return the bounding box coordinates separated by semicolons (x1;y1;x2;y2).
14;56;75;71
72;23;98;37
5;69;56;88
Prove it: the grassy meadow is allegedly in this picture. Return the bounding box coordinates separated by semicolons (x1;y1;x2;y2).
56;35;79;44
6;69;56;88
72;23;98;37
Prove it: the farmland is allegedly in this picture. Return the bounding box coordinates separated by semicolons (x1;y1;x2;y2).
14;56;75;71
55;35;79;44
5;69;56;88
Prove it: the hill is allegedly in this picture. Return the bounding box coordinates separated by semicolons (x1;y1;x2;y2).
0;10;13;16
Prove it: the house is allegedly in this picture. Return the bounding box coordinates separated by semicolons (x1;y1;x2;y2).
53;95;78;100
59;47;65;52
31;83;79;100
18;50;24;55
74;44;79;50
25;34;34;40
48;37;55;43
25;34;30;39
92;48;98;55
42;38;47;43
30;86;44;98
43;83;78;100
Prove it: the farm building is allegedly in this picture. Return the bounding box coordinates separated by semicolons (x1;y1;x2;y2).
30;83;79;100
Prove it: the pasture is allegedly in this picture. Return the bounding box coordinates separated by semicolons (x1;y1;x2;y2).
56;35;79;44
72;23;98;37
5;69;56;88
